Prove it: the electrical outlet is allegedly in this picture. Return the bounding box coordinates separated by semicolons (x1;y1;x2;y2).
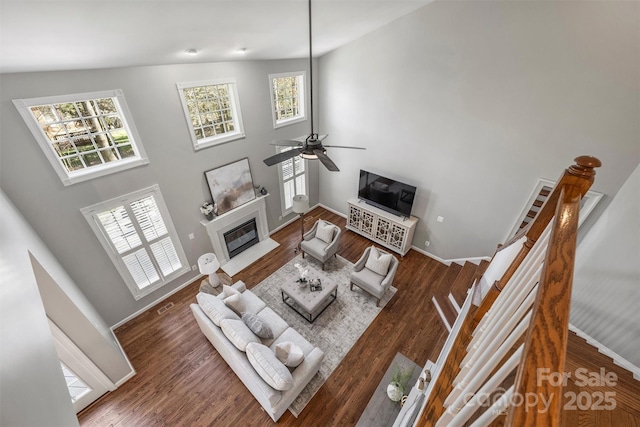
191;265;197;271
188;233;195;240
437;216;444;223
278;215;282;220
425;241;430;247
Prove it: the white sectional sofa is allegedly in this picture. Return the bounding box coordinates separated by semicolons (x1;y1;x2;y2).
190;281;324;422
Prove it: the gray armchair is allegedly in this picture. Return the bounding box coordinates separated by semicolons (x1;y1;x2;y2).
300;220;341;270
350;246;399;306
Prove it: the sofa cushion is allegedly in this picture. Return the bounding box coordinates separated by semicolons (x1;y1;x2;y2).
351;267;385;294
275;341;304;368
241;290;267;314
197;292;239;326
365;246;392;276
246;342;294;391
224;293;247;315
220;319;260;352
315;221;335;244
222;284;240;298
242;312;274;339
270;327;315;358
256;307;289;344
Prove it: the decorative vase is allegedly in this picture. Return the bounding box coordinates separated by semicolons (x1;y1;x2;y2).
387;381;404;402
260;187;267;195
206;212;214;221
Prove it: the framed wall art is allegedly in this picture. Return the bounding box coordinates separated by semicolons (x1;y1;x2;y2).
205;158;256;216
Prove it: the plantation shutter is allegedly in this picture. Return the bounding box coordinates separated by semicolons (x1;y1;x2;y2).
92;189;185;296
280;147;306;211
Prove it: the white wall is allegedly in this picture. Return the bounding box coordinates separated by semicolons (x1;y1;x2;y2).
0;59;320;325
571;164;640;366
317;1;640;260
0;191;79;426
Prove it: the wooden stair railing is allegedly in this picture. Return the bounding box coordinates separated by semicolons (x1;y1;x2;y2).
474;155;601;321
414;156;601;427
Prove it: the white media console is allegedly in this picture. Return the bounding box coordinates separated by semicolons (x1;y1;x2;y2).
346;197;418;256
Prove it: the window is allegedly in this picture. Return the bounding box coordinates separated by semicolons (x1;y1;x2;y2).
269;71;306;128
13;90;148;186
177;78;245;150
278;146;308;214
81;185;189;300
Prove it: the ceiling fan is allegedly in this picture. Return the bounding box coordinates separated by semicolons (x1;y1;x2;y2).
262;0;365;172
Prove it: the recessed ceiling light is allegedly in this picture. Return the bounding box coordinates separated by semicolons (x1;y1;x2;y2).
184;49;198;55
237;48;247;55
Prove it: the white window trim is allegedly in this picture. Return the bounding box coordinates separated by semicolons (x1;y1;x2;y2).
277;146;309;216
81;184;190;301
269;71;307;129
176;78;245;151
13;89;149;186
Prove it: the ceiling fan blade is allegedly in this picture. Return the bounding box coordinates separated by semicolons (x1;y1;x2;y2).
317;134;328;141
270;140;304;147
313;149;340;172
322;145;366;150
263;149;300;166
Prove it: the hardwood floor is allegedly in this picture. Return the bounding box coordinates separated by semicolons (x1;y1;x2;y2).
78;207;449;426
78;206;640;426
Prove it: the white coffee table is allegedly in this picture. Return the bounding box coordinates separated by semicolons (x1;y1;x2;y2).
281;276;338;322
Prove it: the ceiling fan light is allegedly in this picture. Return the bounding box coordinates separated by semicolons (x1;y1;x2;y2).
301;151;323;160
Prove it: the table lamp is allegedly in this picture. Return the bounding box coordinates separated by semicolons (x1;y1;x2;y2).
198;253;221;288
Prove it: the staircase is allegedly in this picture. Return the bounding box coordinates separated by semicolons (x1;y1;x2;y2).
431;261;488;332
431;261;640;425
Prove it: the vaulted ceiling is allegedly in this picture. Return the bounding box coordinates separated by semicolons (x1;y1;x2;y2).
0;0;433;73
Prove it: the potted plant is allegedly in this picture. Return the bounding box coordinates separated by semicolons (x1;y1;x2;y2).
200;201;215;221
387;365;413;402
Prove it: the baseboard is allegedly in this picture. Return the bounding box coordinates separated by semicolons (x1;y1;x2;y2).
318;203;347;218
446;256;491;266
431;296;452;333
269;214;301;234
410;246;450;265
315;203;491;266
110;274;202;330
569;323;640;381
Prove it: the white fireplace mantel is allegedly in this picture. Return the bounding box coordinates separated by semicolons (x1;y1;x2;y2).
201;194;275;273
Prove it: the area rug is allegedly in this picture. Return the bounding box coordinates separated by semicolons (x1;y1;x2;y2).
251;254;397;417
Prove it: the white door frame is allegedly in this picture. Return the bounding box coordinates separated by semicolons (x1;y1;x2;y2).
505;177;603;241
48;319;115;413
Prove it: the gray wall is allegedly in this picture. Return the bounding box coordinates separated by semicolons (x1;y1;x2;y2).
317;0;640;260
571;164;640;366
1;59;319;326
1;191;79;427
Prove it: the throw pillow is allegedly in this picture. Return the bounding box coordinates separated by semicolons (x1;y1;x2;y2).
246;342;294;391
274;341;305;368
223;284;240;298
315;221;335;244
196;292;239;326
224;293;246;315
365;246;393;276
220;319;260;352
242;313;274;340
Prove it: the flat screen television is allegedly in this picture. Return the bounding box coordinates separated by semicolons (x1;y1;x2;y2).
358;170;416;218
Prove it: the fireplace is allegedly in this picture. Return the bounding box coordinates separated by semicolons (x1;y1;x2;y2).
224;218;259;259
202;194;278;276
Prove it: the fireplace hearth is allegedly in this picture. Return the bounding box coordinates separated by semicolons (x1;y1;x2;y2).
224;218;259;259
